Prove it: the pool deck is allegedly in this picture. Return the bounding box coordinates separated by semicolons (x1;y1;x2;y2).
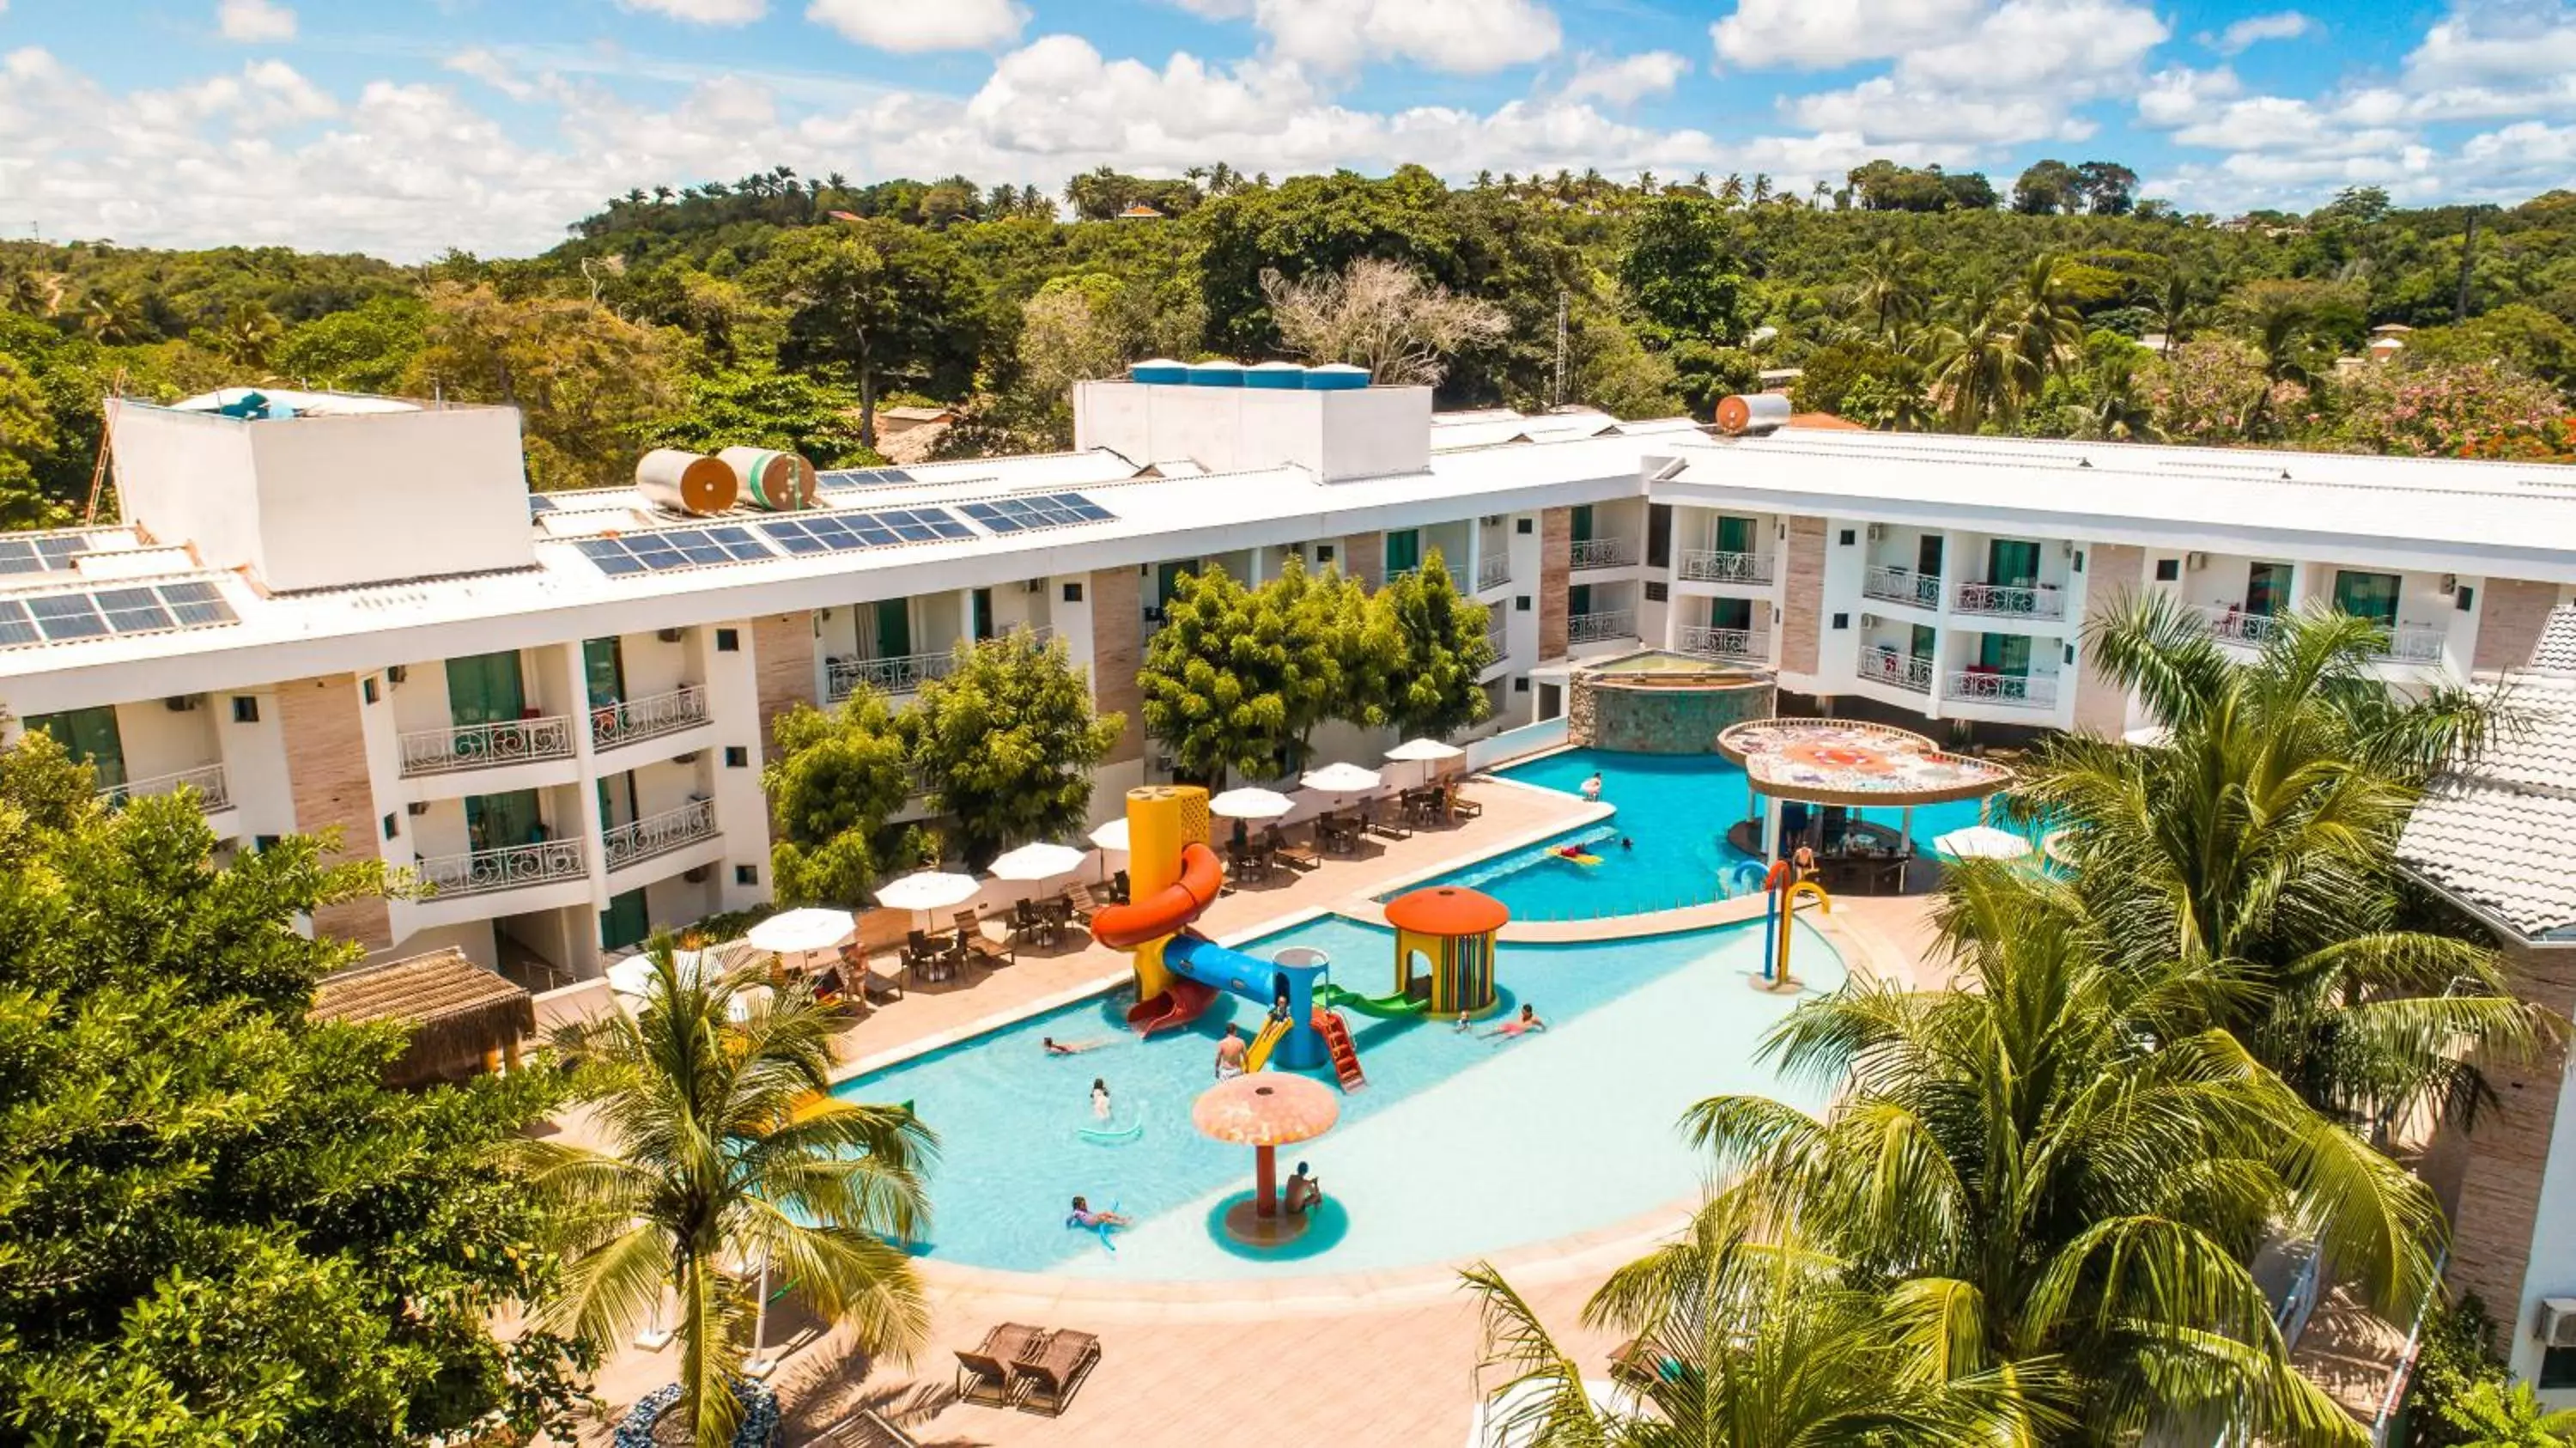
561;774;1948;1446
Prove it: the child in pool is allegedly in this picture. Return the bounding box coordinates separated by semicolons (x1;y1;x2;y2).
1483;1003;1546;1043
1068;1195;1131;1228
1090;1077;1112;1121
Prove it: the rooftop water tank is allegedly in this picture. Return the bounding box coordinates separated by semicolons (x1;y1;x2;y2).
1302;362;1370;391
1128;358;1189;385
1713;393;1793;436
1245;361;1306;390
1188;360;1246;387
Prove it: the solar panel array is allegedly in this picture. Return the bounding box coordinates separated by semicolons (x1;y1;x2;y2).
758;508;974;555
957;493;1115;534
0;533;94;575
0;581;236;648
527;495;559;514
816;466;918;490
574;526;772;576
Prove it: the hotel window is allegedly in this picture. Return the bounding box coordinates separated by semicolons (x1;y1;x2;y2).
1384;529;1421;575
2332;569;2402;626
725;746;749;768
2154;558;2180;581
231;696;259;724
735;865;758;886
24;706;125;791
715;628;740;652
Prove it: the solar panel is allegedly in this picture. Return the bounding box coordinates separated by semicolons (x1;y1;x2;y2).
815;466;918;490
957;492;1116;535
527;495;559;515
574;526;773;576
758;507;975;556
0;533;94;575
0;580;237;650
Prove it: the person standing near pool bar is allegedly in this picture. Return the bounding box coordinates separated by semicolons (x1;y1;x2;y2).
1580;770;1604;801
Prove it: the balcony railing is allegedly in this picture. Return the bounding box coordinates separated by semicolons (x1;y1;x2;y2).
1679;624;1767;662
1862;566;1944;611
2371;626;2446;663
1476;555;1512;591
1952;580;2067;620
591;684;708;751
1945;670;2060;709
1568;609;1636;644
2203;607;2282;648
1569;538;1635;571
1678;549;1774;586
828;649;956;701
98;762;230;812
399;715;574;777
603;798;719;873
416;839;586;900
1485;621;1509;662
1862;646;1934;694
1383;566;1420;587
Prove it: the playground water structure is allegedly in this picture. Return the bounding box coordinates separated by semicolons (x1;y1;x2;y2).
830;911;1844;1279
1397;747;2000;921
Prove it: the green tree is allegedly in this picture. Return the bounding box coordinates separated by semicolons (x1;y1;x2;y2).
1618;196;1751;344
2403;304;2576;396
763;687;914;905
2440;1383;2576;1448
406;282;683;490
904;630;1126;867
1139;559;1345;787
272;295;429;393
1368;552;1494;740
768;221;990;448
2013;158;2083;214
0;733;588;1445
640;362;879;468
530;944;932;1448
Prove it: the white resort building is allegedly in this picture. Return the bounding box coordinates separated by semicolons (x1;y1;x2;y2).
9;368;2576;1397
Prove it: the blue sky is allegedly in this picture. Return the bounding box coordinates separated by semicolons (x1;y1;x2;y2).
2;0;2573;259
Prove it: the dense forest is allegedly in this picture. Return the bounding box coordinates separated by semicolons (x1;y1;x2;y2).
4;157;2573;528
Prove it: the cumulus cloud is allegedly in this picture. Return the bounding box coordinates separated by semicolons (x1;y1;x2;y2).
1710;0;1987;70
445;48;541;102
805;0;1030;51
1559;50;1688;106
1254;0;1562;74
2208;10;2312;52
2136;64;2241;126
1783;0;2166;146
217;0;296;43
617;0;768;21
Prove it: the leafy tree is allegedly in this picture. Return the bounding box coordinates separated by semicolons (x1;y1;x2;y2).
2146;336;2283;443
767;221;989;448
1618;196;1752;344
271;295;428;393
1260;259;1508;386
2227;277;2368;385
903;630;1125;867
0;733;588;1445
763;687;914;905
1139;558;1344;787
2076;160;2141;216
1666;339;1762;419
2013;158;2083;215
406;282;683;490
2439;1383;2576;1448
1790;340;1921;419
2332;357;2571;459
1368;551;1494;739
639;362;879;468
530;944;932;1448
2405;303;2576;396
0;352;72;528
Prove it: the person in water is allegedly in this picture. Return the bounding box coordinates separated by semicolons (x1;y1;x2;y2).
1619;836;1634;850
1069;1195;1131;1228
1579;770;1604;801
1283;1161;1323;1216
1214;1022;1248;1078
1484;1003;1546;1042
1454;1010;1473;1032
1090;1077;1112;1121
1043;1035;1108;1056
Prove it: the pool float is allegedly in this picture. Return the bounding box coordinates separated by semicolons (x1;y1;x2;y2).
1077;1103;1146;1143
1552;844;1603;868
1065;1199;1123;1252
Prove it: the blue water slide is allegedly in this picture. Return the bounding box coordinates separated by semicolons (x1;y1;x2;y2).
1161;933;1330;1070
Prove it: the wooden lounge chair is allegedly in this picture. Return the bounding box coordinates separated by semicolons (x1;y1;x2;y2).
952;909;1015;968
1363;804;1413;841
1265;826;1321;872
1008;1328;1101;1416
807;1405;923;1446
1445;781;1484;820
1061;883;1101;922
954;1323;1048;1408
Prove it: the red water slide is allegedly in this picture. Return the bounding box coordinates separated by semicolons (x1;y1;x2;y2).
1127;977;1218;1037
1089;842;1224;950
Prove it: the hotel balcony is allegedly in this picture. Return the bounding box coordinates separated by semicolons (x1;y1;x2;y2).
1862;566;1944;611
1676;549;1774;586
1678;623;1768;663
1862;645;1934;695
1951;579;2068;621
2368;624;2446;663
2201;606;2283;648
415;838;587;900
1567;609;1636;645
1476;554;1512;592
827;649;957;702
1944;669;2062;710
1569;537;1636;572
399;715;575;777
98;761;230;812
602;798;719;873
590;684;709;751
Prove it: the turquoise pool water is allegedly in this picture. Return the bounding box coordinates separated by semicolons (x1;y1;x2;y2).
1404;747;1997;920
832;911;1843;1279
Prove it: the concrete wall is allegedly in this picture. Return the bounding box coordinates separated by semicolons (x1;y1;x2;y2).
1071;380;1432;481
2075;544;2148;737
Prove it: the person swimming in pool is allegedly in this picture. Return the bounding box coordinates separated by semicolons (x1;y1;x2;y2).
1483;1003;1546;1042
1090;1077;1112;1121
1579;770;1604;802
1619;836;1634;850
1043;1035;1109;1056
1068;1195;1131;1228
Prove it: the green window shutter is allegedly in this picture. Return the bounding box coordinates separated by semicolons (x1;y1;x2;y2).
446;651;526;726
1987;539;2041;588
26;705;126;790
1385;529;1421;575
2333;570;2400;625
465;790;544;852
600;888;649;952
873;600;912;660
1716;515;1754;554
1570;505;1595;544
582;638;625;708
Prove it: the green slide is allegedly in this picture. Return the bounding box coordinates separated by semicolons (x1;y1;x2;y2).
1315;983;1429;1019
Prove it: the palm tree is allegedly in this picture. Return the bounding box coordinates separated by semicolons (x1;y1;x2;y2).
1930;301;2035;431
1718;173;1745;207
2011;596;2554;1125
2074;356;2162;441
1846;236;1926;342
1998;252;2086;395
1687;862;2448;1441
2154;267;2199;355
1750;173;1773;204
528;942;935;1448
2441;1380;2576;1446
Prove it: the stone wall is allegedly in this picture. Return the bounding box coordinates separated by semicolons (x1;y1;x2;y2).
1778;515;1828;675
1570;674;1777;753
1090;566;1145;766
1539;508;1571;659
750;611;817;753
2074;544;2147;738
2476;579;2565;672
1346;530;1385;590
2442;937;2576;1329
278;672;392;949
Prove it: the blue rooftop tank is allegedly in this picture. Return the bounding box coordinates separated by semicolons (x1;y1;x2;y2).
1187;360;1246;387
1302;362;1370;391
1245;361;1306;390
1128;358;1188;385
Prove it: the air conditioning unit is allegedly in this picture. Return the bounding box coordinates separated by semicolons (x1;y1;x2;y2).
386;665;408;684
163;695;199;713
682;865;713;885
673;751;700;765
2185;552;2208;571
406;801;429;817
1866;524;1887;542
658;628;684;643
2539;1299;2576;1347
2439;575;2458;595
1860;614;1880;630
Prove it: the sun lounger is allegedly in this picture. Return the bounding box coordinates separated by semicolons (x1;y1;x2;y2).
1008;1328;1101;1416
954;1323;1047;1408
952;908;1015;968
1264;826;1321;871
1062;883;1101;922
1363;805;1413;841
807;1406;923;1446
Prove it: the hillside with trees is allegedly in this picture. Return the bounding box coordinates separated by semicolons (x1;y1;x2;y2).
4;161;2573;527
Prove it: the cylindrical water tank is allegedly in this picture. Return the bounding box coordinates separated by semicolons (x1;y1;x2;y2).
634;449;738;515
1129;357;1189;385
1245;361;1306;390
1187;361;1245;387
719;447;816;510
1302;362;1370;391
1714;393;1794;436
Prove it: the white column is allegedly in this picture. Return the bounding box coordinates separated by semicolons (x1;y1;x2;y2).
554;642;611;913
1759;794;1783;863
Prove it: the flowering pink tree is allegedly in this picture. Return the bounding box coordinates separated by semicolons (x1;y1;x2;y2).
2146;338;2281;444
2331;359;2572;459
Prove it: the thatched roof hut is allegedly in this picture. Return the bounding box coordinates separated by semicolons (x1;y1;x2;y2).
312;949;536;1086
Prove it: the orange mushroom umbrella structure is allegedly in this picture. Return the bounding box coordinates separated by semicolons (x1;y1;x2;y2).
1192;1073;1341;1244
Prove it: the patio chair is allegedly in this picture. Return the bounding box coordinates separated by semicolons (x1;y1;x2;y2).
1363;804;1413;842
903;930;959;985
1009;897;1052;946
1446;781;1484;821
953;909;1015;968
954;1323;1048;1408
1061;883;1101;924
1008;1328;1101;1417
1265;825;1321;872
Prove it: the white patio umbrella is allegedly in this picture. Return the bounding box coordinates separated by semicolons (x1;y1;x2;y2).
1209;787;1295;820
1087;817;1131;853
873;869;981;916
987;841;1086;882
1384;737;1464;764
744;907;856;957
1933;824;2032;861
1299;761;1383;795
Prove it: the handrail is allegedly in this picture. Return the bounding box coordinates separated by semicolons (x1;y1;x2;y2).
1679;624;1765;660
97;762;230;811
1476;555;1512;591
591;684;708;751
1944;670;2059;708
827;649;956;700
1952;580;2066;619
1569;538;1635;571
1862;566;1944;610
399;715;574;776
415;839;586;899
2203;606;2281;646
1677;549;1773;585
603;798;718;872
2372;626;2445;663
1862;645;1933;693
1568;609;1635;643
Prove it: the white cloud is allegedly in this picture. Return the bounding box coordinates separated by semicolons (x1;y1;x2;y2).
2404;0;2576;87
1792;77;2093;144
217;0;296;43
1255;0;1561;74
805;0;1029;51
445;48;540;102
2136;64;2241;126
1559;50;1688;106
2209;10;2312;53
616;0;767;21
1783;0;2165;146
1710;0;1986;70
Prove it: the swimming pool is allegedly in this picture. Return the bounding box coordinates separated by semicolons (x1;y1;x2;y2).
832;911;1843;1279
1400;747;1997;920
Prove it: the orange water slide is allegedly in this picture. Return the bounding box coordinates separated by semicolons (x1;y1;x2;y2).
1089;842;1224;950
